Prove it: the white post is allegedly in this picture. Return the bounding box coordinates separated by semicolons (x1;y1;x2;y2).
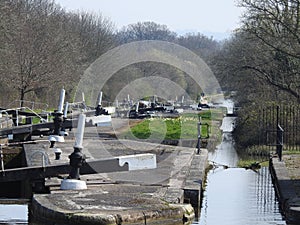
63;102;69;118
57;89;65;114
16;109;19;126
74;114;86;149
96;91;103;106
136;101;139;113
82;92;85;102
0;145;4;172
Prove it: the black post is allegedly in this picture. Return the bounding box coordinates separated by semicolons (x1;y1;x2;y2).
276;106;284;161
50;111;63;148
68;147;85;179
197;115;201;154
50;88;65;148
277;124;284;161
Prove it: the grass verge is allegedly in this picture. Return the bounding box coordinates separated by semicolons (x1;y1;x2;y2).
119;109;223;141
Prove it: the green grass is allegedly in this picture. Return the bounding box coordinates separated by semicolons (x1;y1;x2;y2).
18;115;53;124
17;108;54;124
119;110;221;140
237;158;269;168
283;149;300;155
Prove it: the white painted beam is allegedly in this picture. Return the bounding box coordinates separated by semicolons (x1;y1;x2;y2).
118;153;157;171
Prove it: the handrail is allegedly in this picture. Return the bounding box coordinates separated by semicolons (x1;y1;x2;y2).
21;106;48;123
7;100;49;111
0;107;49;125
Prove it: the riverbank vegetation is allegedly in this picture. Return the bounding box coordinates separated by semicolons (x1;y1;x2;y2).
1;0;299;152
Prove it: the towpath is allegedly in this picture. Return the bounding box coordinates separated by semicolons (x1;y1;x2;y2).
270;154;300;223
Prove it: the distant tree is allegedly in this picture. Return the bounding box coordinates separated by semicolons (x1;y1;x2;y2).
111;24;222;102
117;21;177;43
176;33;220;61
175;33;223;99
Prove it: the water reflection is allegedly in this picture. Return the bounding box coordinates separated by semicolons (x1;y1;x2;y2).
196;131;286;225
198;167;285;225
209;133;238;168
0;204;28;224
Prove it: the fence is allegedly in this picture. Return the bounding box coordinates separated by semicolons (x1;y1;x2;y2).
259;104;300;152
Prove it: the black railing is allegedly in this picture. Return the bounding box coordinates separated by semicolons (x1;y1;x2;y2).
260;104;300;153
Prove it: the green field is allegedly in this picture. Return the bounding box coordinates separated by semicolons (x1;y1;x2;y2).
120;110;222;140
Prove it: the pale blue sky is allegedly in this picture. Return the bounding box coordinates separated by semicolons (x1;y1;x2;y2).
55;0;244;40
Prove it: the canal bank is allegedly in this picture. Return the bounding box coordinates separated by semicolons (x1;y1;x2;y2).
29;127;208;225
270;154;300;224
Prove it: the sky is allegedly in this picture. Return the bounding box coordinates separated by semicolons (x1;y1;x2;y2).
54;0;244;40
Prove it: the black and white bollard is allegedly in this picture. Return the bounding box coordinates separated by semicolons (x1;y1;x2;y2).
49;88;65;149
54;148;62;160
60;101;69;137
95;91;103;116
60;114;87;190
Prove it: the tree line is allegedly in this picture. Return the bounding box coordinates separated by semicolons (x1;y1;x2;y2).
0;0;115;107
0;0;219;108
216;0;300;149
1;0;299;149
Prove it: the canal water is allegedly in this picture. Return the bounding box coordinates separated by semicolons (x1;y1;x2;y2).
194;122;287;225
0;203;28;224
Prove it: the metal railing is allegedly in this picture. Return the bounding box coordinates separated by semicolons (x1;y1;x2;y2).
260;104;299;152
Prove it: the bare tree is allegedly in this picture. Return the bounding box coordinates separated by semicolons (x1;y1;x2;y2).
69;11;116;65
0;0;116;107
0;0;77;106
238;0;300;102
